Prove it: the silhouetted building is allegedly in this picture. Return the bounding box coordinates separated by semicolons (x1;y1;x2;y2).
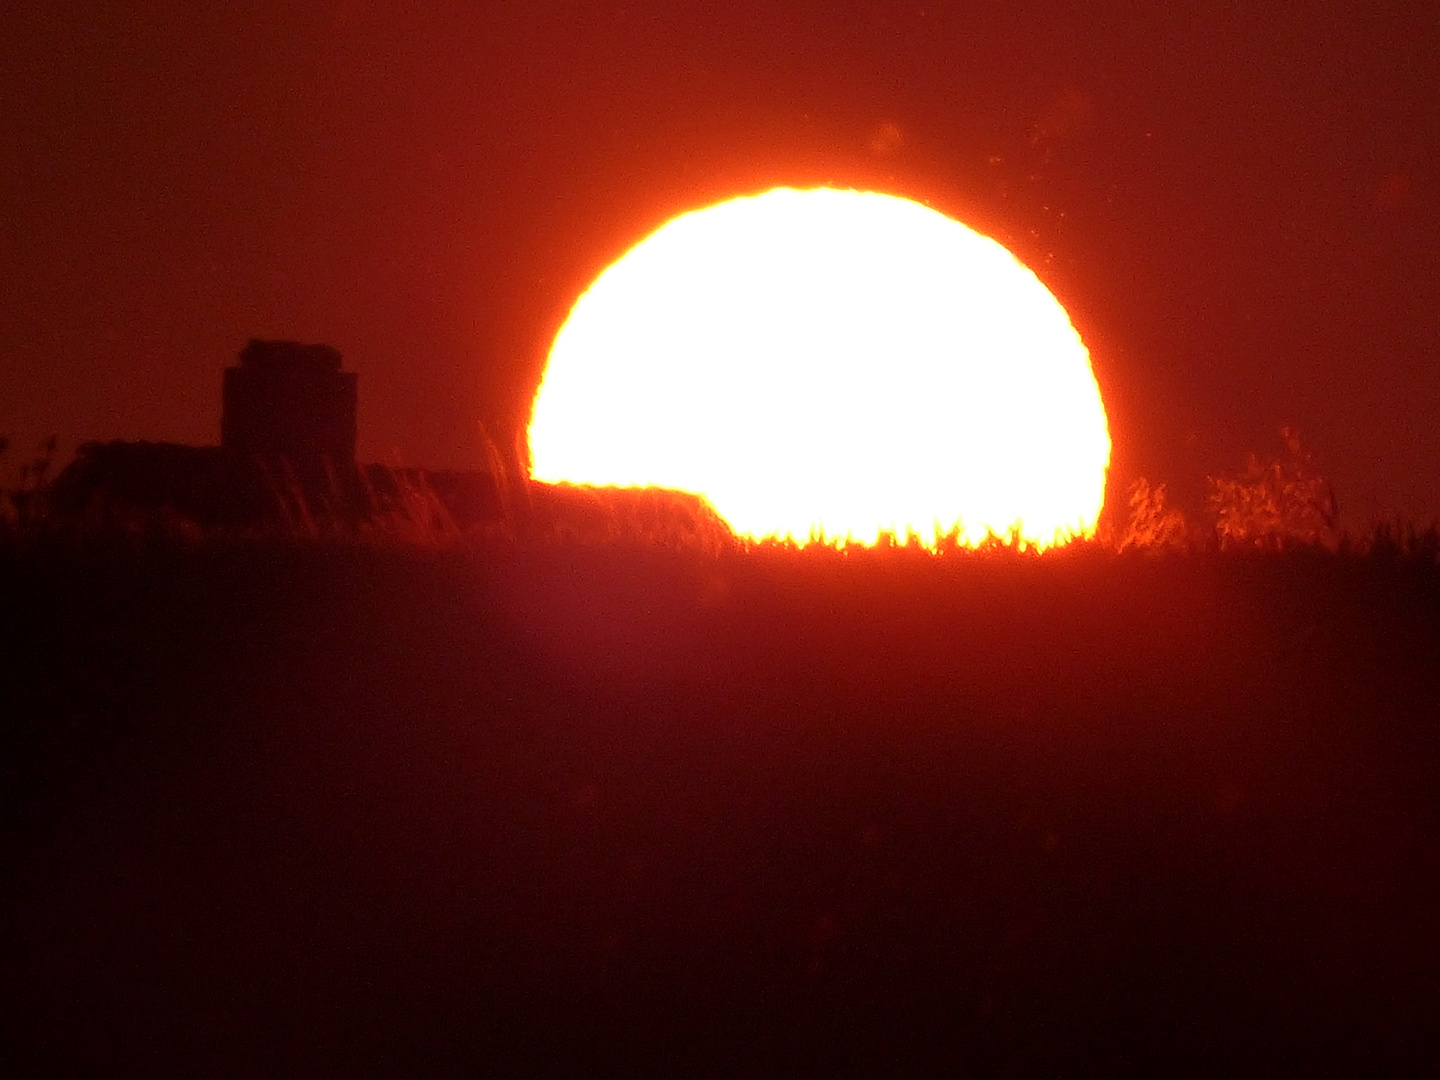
46;338;512;534
221;339;357;468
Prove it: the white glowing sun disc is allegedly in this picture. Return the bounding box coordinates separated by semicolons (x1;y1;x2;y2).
528;187;1111;548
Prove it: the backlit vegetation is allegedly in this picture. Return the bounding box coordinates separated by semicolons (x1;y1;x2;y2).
3;426;1435;561
1206;427;1339;551
0;436;58;533
1102;477;1189;553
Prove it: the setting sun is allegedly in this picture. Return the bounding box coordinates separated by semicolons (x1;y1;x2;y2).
528;187;1111;548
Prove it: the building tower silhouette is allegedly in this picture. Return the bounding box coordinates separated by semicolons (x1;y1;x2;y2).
221;339;357;469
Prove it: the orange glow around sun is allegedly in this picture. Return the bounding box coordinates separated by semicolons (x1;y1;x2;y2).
528;187;1111;548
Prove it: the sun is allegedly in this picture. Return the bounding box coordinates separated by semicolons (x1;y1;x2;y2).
527;187;1111;548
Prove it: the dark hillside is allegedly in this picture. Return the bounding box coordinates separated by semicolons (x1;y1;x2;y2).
3;543;1439;1076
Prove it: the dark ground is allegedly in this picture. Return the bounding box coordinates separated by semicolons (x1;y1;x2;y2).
3;540;1439;1076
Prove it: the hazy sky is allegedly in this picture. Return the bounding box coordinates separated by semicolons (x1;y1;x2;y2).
3;0;1437;524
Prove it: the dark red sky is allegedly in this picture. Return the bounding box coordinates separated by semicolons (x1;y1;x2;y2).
3;0;1438;524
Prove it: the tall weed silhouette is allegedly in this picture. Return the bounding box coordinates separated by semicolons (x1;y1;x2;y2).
1207;428;1338;550
1;436;58;535
1103;477;1189;552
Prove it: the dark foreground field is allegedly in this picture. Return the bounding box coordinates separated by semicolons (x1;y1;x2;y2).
4;540;1439;1076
